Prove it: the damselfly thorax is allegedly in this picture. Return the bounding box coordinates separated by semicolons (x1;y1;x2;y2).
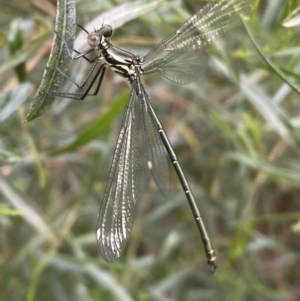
85;24;144;82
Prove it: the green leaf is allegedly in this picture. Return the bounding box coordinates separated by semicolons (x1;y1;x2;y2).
7;19;25;82
282;5;300;27
240;74;296;145
24;0;76;122
0;30;50;77
229;152;300;183
51;89;130;155
0;149;22;163
0;174;59;245
0;206;23;216
243;19;300;95
0;83;33;122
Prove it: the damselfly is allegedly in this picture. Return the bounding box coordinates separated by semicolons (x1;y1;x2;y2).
51;0;252;272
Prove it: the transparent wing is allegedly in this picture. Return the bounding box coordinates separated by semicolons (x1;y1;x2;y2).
133;77;170;194
96;89;139;262
143;0;253;83
143;48;208;85
143;0;252;61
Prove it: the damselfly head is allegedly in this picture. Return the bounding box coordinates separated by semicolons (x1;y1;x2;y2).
87;32;101;47
87;25;112;47
100;24;113;37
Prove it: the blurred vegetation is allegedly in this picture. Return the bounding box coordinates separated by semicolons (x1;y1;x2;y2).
1;0;300;300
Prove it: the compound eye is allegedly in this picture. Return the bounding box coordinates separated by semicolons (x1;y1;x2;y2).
101;24;113;37
87;32;100;47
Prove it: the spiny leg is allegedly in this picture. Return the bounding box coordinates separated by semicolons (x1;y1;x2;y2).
47;54;101;89
48;63;106;100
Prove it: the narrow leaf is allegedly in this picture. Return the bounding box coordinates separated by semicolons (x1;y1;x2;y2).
240;74;295;144
243;19;300;95
24;0;76;122
75;0;162;52
51;89;130;155
0;83;33;121
229;152;300;182
282;6;300;27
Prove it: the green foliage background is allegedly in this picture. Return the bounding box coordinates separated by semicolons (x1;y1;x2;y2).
1;0;300;300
